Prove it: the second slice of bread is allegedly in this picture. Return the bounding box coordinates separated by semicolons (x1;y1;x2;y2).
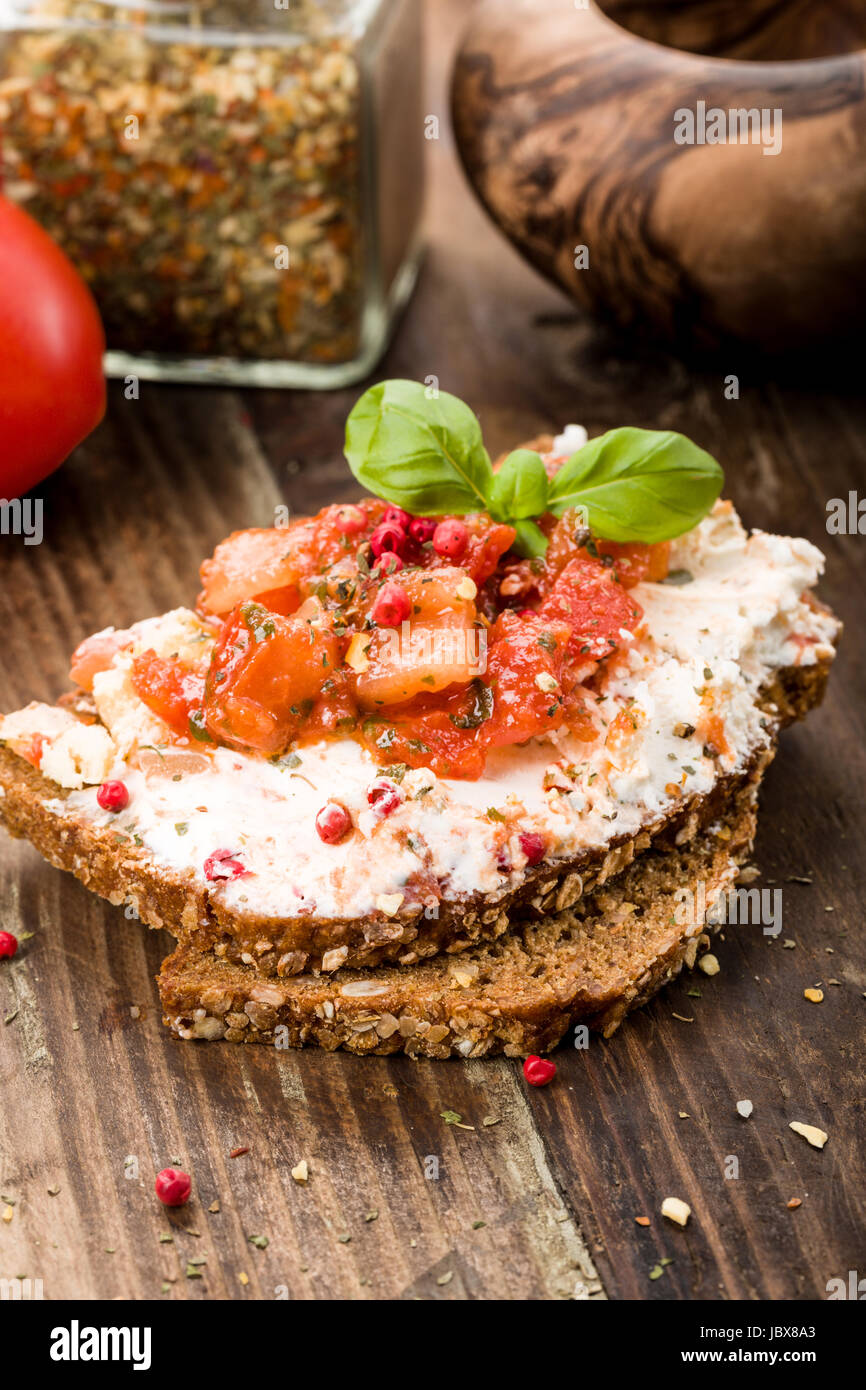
159;753;764;1058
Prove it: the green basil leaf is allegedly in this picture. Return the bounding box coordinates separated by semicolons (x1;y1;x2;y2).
344;379;494;515
488;450;549;522
547;428;724;543
511;519;548;559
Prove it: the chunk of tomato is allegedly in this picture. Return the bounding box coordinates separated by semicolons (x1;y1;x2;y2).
483;612;573;748
131;650;206;738
541;556;642;663
69;629;130;692
198;502;385;616
597;540;670;587
459;517;517;585
544;511;669;590
202;602;343;754
354;568;481;708
357;692;489;779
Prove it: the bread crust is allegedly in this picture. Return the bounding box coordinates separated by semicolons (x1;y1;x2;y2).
0;657;831;974
158;763;764;1057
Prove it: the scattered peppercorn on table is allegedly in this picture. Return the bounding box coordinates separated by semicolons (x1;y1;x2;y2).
0;0;863;1303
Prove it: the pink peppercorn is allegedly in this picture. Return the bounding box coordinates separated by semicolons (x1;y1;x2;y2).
334;504;367;536
432;519;468;560
155;1168;191;1207
383;506;412;529
408;517;437;545
315;802;352;845
96;780;130;812
372;581;411;627
0;931;18;960
523;1056;557;1087
367;777;403;817
374;551;404;576
204;848;249;881
519;831;546;866
370;521;406;559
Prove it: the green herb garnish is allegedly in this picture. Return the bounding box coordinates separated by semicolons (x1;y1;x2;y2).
345;380;724;555
449;679;493;730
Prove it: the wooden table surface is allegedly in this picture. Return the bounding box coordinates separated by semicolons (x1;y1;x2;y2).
1;0;863;1301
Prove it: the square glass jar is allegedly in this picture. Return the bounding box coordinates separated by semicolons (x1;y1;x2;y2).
0;0;424;386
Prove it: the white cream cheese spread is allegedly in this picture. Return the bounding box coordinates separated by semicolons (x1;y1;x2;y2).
0;495;838;923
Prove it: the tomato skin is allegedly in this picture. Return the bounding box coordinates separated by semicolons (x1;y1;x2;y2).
0;198;105;498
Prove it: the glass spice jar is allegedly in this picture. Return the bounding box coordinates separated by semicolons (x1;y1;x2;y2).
0;0;424;386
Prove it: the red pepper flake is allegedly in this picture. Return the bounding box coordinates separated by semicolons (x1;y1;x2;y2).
787;1198;802;1210
634;1216;651;1227
229;1147;250;1159
523;1055;557;1087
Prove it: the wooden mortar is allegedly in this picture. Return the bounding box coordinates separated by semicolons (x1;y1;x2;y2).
452;0;866;352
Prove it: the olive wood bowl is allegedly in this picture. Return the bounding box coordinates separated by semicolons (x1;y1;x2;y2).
451;0;866;352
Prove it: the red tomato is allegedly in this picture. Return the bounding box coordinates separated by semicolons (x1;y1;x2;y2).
131;650;206;738
541;556;642;663
0;198;106;498
597;540;670;587
202;602;343;754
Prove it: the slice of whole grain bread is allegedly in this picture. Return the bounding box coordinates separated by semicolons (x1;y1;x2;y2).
0;657;832;975
159;766;763;1058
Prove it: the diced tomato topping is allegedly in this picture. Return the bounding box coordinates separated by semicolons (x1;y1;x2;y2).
198;502;387;616
131;650;206;738
597;540;670;588
19;733;44;769
483;612;572;748
250;583;301;616
202;602;343;754
541;556;642;664
69;629;130;691
356;697;490;779
155;488;664;777
696;712;730;759
544;511;669;590
458;516;516;585
354;613;572;776
353;567;481;708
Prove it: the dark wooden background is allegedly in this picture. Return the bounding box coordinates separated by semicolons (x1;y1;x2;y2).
0;0;863;1300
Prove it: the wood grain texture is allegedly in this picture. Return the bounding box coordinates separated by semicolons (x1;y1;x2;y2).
452;0;866;351
1;0;864;1301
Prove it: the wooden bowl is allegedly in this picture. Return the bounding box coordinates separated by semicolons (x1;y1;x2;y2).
452;0;866;352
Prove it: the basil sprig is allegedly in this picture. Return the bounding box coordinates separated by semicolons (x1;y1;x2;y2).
344;378;494;515
344;380;723;555
546;427;724;543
